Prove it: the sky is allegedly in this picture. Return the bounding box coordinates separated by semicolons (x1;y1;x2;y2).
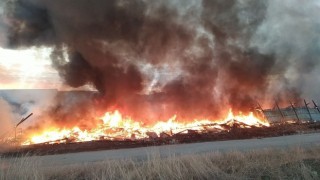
0;47;62;89
0;0;61;90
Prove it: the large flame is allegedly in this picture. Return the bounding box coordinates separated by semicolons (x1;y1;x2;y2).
22;109;269;145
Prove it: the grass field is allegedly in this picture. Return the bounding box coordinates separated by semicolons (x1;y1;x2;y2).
1;146;320;180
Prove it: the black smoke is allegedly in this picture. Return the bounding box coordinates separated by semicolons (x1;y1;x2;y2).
1;0;319;122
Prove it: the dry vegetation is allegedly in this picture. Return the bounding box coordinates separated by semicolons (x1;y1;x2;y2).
1;146;320;180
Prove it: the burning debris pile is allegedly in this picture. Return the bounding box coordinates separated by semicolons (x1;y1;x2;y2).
0;98;315;148
2;99;320;156
22;109;269;145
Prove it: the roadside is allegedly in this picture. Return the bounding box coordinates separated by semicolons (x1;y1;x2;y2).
2;133;320;167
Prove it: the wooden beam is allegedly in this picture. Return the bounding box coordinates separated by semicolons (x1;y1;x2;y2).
16;113;33;127
15;113;33;144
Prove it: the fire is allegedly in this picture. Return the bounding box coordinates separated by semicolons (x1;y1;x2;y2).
22;109;269;145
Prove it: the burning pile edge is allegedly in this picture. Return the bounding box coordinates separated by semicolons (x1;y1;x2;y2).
2;122;320;157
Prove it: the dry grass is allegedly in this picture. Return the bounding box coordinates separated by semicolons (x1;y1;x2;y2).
1;146;320;180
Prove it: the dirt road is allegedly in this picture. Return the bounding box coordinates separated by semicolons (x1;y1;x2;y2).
3;133;320;166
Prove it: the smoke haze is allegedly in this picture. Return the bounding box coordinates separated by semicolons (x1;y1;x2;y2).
1;0;319;123
0;98;14;139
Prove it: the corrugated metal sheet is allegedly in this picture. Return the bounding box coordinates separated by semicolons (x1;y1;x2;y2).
263;107;320;123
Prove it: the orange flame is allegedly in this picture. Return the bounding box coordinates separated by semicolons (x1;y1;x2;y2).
22;109;269;145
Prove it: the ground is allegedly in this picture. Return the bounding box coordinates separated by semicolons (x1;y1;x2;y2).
1;133;320;179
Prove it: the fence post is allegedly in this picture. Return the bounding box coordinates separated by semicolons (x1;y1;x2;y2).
312;100;320;113
290;102;300;124
304;99;313;122
275;102;285;123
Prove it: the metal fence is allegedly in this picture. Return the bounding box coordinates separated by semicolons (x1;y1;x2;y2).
263;107;320;123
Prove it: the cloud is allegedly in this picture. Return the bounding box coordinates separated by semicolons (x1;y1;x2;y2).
0;66;15;84
0;47;61;89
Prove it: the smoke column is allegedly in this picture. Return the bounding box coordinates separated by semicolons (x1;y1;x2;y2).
1;0;319;123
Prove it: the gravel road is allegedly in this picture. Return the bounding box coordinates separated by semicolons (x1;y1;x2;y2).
3;133;320;166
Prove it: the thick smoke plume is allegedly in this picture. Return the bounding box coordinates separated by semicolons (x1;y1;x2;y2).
1;0;320;124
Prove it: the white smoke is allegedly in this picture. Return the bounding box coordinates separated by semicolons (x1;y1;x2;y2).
0;89;58;127
251;0;320;104
0;98;14;139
